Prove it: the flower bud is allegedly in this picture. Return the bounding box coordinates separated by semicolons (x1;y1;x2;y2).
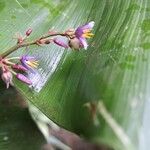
26;28;32;36
69;37;81;50
53;38;69;48
1;70;13;88
48;31;57;35
44;39;51;44
16;73;32;85
36;39;45;45
12;64;28;72
18;37;24;44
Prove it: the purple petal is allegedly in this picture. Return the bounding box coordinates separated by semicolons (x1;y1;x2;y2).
75;27;83;38
75;21;95;38
21;55;36;62
53;38;69;48
16;73;32;85
20;55;37;72
82;21;95;30
79;37;88;50
20;55;29;68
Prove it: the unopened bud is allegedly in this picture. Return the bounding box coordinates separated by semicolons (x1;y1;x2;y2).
69;37;81;50
26;28;32;36
53;38;68;48
36;39;45;45
18;37;24;44
48;30;57;35
44;40;51;44
1;70;13;88
12;64;28;72
16;73;32;85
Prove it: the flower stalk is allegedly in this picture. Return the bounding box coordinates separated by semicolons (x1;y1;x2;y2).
0;21;95;88
1;32;66;58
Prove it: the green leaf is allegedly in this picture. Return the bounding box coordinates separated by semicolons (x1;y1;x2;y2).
0;0;150;150
0;84;45;150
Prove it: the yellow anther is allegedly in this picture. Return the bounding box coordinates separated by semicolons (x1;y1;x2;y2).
27;61;39;68
82;33;94;38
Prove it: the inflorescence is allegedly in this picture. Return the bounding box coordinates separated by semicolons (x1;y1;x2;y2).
0;21;95;88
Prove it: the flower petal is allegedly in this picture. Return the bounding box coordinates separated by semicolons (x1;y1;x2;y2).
75;27;83;38
82;21;95;30
79;37;88;50
75;21;95;40
20;55;38;73
21;55;36;63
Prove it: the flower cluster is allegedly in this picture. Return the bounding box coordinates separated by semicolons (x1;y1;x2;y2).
0;55;38;88
0;21;95;88
35;21;95;50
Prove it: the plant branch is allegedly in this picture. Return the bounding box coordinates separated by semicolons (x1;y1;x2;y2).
1;32;66;58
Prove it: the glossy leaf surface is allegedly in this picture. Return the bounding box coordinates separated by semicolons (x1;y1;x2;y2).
0;0;150;150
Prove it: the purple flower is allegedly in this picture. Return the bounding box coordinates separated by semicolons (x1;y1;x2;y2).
53;38;69;48
1;70;13;89
75;21;95;49
16;73;32;85
20;55;38;70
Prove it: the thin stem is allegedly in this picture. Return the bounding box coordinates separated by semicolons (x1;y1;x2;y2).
40;32;66;39
97;101;134;149
1;41;36;58
6;57;20;60
9;68;17;75
0;32;66;58
4;60;15;66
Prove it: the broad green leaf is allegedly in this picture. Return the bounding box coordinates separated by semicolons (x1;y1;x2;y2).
0;84;45;150
0;0;150;150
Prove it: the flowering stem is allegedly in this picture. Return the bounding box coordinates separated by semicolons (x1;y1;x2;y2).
39;32;66;39
1;41;36;58
1;32;66;58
